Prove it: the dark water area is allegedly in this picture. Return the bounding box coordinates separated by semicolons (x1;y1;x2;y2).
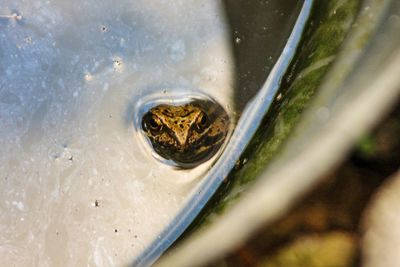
223;0;304;114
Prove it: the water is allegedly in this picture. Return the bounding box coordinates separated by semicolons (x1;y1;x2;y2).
0;0;309;265
0;1;233;265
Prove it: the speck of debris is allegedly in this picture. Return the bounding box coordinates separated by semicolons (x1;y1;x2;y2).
134;235;137;238
95;200;99;207
114;229;118;233
68;156;73;161
234;160;241;170
0;13;23;21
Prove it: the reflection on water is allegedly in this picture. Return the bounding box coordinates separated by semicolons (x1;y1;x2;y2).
0;1;233;266
223;0;304;113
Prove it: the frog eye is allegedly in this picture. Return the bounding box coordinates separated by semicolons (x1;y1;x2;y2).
144;114;163;133
196;112;210;130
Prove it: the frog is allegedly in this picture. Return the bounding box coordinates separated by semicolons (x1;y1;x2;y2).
141;100;230;168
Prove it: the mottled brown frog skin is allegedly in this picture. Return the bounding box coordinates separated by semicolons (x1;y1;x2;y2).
141;101;229;167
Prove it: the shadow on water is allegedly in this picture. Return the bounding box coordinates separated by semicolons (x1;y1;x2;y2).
223;0;304;114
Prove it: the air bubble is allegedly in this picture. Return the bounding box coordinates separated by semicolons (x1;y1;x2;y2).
84;73;93;82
